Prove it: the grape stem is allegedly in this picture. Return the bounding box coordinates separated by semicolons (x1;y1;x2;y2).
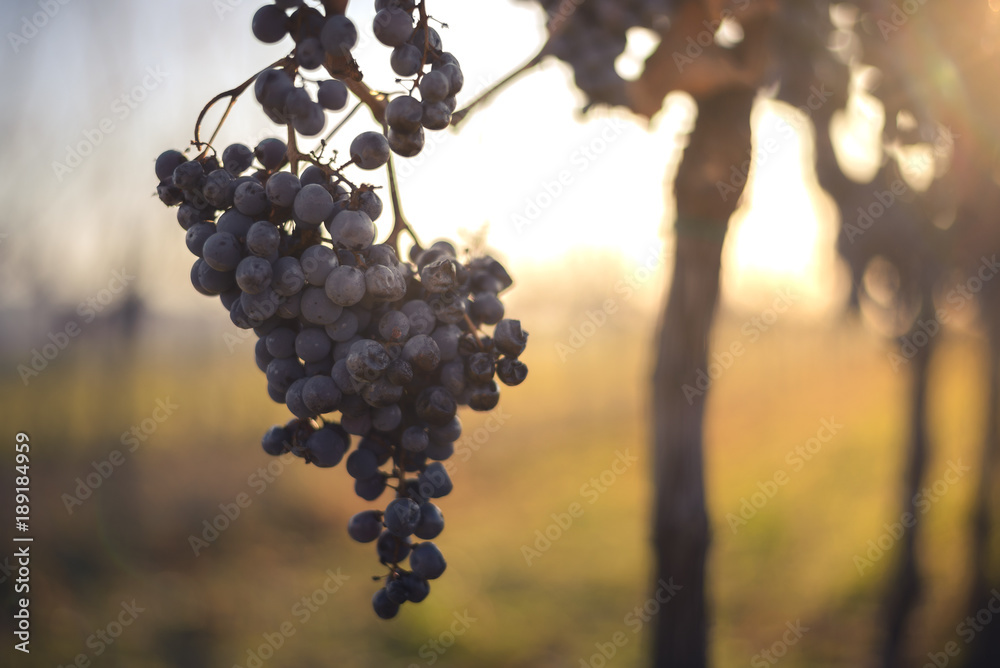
385;151;422;253
192;57;292;160
450;46;547;128
462;312;486;351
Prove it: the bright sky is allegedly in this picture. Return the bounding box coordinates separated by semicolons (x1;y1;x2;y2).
0;0;855;319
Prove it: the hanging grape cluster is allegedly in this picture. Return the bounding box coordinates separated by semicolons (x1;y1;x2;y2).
522;0;674;107
153;0;528;619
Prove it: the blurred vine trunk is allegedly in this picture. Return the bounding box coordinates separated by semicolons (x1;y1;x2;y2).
651;87;756;668
881;310;935;668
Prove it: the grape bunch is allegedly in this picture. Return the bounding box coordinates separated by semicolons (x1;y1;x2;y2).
522;0;674;107
250;0;465;157
153;0;527;619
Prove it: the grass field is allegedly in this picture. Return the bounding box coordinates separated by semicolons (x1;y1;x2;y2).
1;294;992;668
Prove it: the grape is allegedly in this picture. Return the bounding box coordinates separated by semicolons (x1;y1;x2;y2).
236;256;273;294
247;221;281;257
283;87;314;121
348;510;384;543
402;334;441;372
386;95;423;133
295;36;324;70
409;542;446;579
262;426;290;456
285;377;313;418
350;131;391;170
421;101;451;130
390;44;422;77
379;310;410;341
417;462;453;499
414;503;444;539
304;424;348;466
470;292;504;324
300;165;330;187
252;4;288;43
261;426;290;457
293;103;326;137
469;380;501;411
399;571;430;602
273;256;306;296
325;309;360;342
437;63;464;96
217;208;254;244
254;138;287;170
387;127;424;157
185;222;216;257
372;404;403;432
234;181;268;217
255;70;294;111
197;262;234;295
416;386;456;426
302;375;342;414
294;184;335;226
301;244;339;285
358;190;383;221
401;426;428;453
222;143;254;175
347;448;380;480
202;232;242;271
265;171;301;207
295;327;333;362
408;26;442;53
329;209;375;251
347;339;391;382
321;15;358;56
317;80;349;111
418;70;449;103
373;8;414;47
266;327;298;359
172;160;204;189
301;286;344;325
497;357;528;386
372;588;400;619
431;324;460;361
384;498;421;537
155;150;187;181
493;319;529;357
325;265;366;306
356;475;388;501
